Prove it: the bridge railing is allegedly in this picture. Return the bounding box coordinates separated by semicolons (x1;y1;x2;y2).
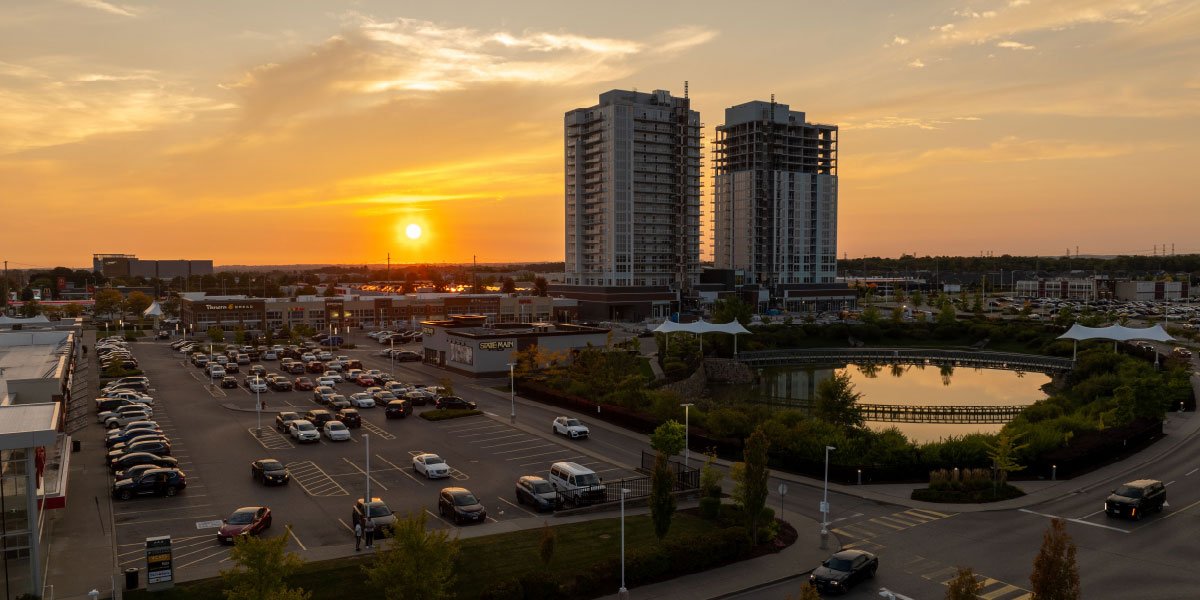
737;348;1073;372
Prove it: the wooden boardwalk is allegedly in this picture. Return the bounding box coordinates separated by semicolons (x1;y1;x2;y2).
763;398;1029;424
738;348;1073;374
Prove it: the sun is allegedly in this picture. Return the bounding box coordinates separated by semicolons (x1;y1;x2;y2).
405;223;422;240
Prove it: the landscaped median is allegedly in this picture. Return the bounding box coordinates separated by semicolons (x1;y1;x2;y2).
419;408;483;421
125;508;795;600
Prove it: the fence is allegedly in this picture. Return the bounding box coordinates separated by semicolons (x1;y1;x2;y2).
558;452;700;508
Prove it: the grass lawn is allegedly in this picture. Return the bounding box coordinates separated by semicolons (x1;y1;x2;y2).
637;356;656;380
127;512;722;600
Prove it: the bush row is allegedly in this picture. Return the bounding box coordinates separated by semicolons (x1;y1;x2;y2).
418;409;483;421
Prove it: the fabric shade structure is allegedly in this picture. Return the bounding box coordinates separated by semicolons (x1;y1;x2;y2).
1056;323;1174;361
142;302;164;318
652;319;753;354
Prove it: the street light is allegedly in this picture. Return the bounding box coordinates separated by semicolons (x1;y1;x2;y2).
363;433;371;520
618;487;631;598
507;363;517;424
390;334;395;376
821;445;835;549
679;403;695;468
254;376;263;437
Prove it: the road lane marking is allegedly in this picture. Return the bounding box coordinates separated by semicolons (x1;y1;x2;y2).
1018;508;1129;533
374;454;426;486
493;443;556;455
1159;497;1200;520
288;526;307;551
497;496;536;518
1165;480;1175;486
507;449;573;462
341;457;389;491
481;439;542;449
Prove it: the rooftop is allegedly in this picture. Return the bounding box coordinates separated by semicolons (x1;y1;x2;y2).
0;331;72;381
0;403;60;450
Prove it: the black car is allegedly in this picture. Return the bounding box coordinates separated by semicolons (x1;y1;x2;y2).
515;476;560;512
438;487;487;525
112;468;187;500
435;396;477;411
115;463;165;481
107;434;169;454
269;376;293;391
1105;479;1166;520
275;412;300;432
394;350;421;362
384;399;412;419
336;408;361;429
305;409;336;427
109;453;179;474
220;375;239;389
250;459;291;485
106;427;161;448
108;440;172;467
809;549;878;594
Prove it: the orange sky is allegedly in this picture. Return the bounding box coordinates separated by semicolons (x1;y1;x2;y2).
2;1;1199;268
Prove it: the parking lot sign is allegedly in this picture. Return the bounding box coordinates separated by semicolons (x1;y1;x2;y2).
145;535;174;589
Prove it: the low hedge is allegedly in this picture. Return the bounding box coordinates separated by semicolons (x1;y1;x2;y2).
419;409;483;421
911;484;1025;503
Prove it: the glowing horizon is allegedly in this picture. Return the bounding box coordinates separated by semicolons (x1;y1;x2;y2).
2;1;1198;268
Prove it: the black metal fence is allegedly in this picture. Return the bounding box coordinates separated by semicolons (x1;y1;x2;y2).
557;453;701;508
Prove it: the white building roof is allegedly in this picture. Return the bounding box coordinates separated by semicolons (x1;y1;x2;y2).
0;403;60;450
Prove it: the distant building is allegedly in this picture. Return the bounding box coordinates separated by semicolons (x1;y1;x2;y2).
420;315;609;377
93;254;213;280
557;88;702;319
1114;280;1189;301
1014;278;1115;300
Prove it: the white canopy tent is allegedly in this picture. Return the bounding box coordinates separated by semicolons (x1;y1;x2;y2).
652;319;753;354
1056;323;1175;360
142;302;163;318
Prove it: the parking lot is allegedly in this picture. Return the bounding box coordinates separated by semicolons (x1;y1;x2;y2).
98;337;637;576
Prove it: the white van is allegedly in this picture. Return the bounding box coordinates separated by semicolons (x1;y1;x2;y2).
548;462;606;505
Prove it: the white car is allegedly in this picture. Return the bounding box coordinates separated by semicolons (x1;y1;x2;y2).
104;411;153;429
413;453;451;479
98;404;153;423
317;377;338;388
321;371;343;383
247;378;269;393
288;419;320;443
263;351;278;360
317;351;333;361
348;393;376;408
553;416;590;439
323;421;351;441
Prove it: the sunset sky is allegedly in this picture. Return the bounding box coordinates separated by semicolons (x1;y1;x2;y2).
2;1;1198;268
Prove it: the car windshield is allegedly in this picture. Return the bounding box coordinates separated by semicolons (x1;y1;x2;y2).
1114;486;1143;498
261;461;284;471
531;481;554;494
329;423;346;431
453;493;479;506
424;456;445;466
227;510;256;525
565;419;582;427
575;474;600;486
368;503;391;517
825;558;853;571
297;422;314;431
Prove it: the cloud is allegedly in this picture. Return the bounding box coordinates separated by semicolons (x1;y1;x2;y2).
954;10;997;19
889;35;910;46
1009;0;1030;6
931;0;1176;47
908;59;926;68
996;40;1036;50
64;0;138;18
841;116;946;130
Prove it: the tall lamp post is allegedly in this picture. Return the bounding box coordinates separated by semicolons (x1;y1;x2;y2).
507;363;517;424
254;376;262;437
389;334;395;376
618;487;631;598
679;403;695;468
820;445;836;549
363;433;371;522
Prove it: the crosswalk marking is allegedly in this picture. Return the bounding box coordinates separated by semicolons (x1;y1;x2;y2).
902;554;1031;600
832;508;956;546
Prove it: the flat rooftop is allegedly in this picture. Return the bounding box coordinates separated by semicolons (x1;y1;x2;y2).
0;334;71;380
0;403;60;450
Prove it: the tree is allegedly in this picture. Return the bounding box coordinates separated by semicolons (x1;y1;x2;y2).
538;522;556;566
985;431;1027;486
533;276;549;297
124;291;153;322
711;296;753;326
911;290;925;307
945;566;983;600
437;377;455;397
650;451;677;540
208;326;225;343
94;288;123;319
323;284;340;297
786;582;822;600
365;511;459;600
220;526;311;600
234;324;247;345
650;420;686;456
500;277;517;294
860;304;881;324
19;299;41;317
1029;518;1080;600
812;372;865;430
732;426;771;542
62;303;84;318
937;301;958;326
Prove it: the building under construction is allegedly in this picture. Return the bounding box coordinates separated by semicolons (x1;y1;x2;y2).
712;99;838;293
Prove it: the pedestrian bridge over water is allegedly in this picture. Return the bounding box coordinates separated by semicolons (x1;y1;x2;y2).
761;398;1029;424
736;347;1073;374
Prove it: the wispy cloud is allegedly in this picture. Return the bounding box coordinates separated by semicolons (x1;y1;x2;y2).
888;35;910;47
64;0;138;18
996;40;1035;50
908;58;926;68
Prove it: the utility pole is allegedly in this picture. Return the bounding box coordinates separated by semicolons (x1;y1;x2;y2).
386;253;390;285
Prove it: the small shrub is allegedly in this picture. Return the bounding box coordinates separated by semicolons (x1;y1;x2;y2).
699;496;722;520
419;409;483;421
480;578;523;600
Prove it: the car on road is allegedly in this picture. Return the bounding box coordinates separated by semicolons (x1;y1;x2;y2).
323;421;351;441
352;497;397;537
515;476;560;512
553;416;590;439
1105;479;1166;520
250;459;290;485
438;487;487;525
293;377;315;391
112;468;187;500
413;453;451;479
288;419;320;443
435;396;477;411
217;506;272;544
275;412;301;432
220;375;239;389
384;399;412;419
809;549;878;594
348;393;376;408
109;452;179;474
336;408;361;428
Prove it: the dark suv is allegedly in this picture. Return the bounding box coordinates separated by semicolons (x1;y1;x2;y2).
1105;479;1166;520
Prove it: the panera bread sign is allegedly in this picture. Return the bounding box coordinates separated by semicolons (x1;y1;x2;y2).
202;303;258;311
478;340;515;351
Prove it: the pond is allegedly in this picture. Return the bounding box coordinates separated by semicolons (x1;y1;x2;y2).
718;364;1050;443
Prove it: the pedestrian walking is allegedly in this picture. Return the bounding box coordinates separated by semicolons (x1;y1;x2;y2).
364;519;376;549
354;520;363;551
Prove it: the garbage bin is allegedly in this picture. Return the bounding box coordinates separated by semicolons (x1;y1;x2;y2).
72;439;81;453
124;567;139;590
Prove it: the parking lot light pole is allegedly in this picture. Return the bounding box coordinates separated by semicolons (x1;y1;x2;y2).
390;335;395;376
821;445;835;549
619;487;631;598
679;402;695;468
507;363;516;424
255;377;262;437
364;433;371;507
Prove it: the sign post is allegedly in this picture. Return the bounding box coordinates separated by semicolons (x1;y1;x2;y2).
145;535;174;590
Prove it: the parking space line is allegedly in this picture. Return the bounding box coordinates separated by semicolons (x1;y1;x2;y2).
449;468;468;481
480;439;542;449
288;526;307;551
493;443;556;455
441;423;505;433
374;454;426;486
285;460;349;497
361;419;396;440
507;449;572;462
459;429;515;438
175;548;231;570
342;457;389;491
472;433;527;443
337;518;355;534
112;503;213;517
497;496;536;518
116;513;219;526
520;455;584;467
426;508;451;526
249;427;295;450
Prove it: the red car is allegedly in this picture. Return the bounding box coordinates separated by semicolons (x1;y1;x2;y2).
306;361;325;373
355;375;376;387
217;506;272;544
293;377;315;391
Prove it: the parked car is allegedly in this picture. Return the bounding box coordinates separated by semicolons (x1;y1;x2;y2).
348;393;376;408
413;453;451;479
515;476;560;512
438;487;487;525
372;391;398;405
217;506;272;544
98;404;153;424
436;396;477;411
384;399;412;419
352;497;397;537
293;377;315;391
107;440;172;467
106;434;169;455
321;370;343;383
809;550;878;594
269;376;293;391
313;386;336;404
275;412;301;432
394;350;421;362
220;375;239;389
1106;479;1166;520
404;390;434;406
288;419;320;443
323;420;351;441
112;468;187;500
250;459;290;485
104;410;154;429
305;409;336;428
354;375;376;387
108;452;179;474
247;377;269;393
553;416;590;439
327;395;352;410
336;408;362;428
105;427;161;448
